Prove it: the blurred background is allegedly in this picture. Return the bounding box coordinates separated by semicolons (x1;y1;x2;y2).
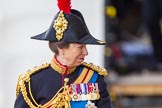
104;0;162;108
0;0;162;108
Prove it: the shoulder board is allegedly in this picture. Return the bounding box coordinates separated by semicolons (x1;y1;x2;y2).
82;62;108;76
16;63;50;96
16;63;50;108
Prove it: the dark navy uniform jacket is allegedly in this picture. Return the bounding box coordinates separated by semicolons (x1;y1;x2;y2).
14;57;112;108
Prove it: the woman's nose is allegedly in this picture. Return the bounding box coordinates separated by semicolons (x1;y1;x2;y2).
82;46;88;56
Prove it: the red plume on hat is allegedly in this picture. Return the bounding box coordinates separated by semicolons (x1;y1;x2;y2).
57;0;71;14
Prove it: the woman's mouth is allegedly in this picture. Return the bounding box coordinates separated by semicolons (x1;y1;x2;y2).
79;58;84;61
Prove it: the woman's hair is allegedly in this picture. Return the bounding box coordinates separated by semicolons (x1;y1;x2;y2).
48;41;70;55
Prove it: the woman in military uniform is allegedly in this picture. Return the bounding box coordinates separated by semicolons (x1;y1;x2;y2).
14;0;112;108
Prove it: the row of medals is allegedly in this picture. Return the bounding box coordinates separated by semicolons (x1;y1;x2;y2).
70;83;100;101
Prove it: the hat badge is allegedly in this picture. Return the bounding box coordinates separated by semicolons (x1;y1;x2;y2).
53;11;68;40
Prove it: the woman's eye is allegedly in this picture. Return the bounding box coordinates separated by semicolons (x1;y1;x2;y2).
76;45;82;48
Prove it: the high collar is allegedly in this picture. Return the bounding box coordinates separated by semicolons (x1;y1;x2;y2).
50;55;76;75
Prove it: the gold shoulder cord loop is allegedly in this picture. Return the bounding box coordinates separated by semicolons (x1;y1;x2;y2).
16;63;50;108
16;63;72;108
28;81;40;107
82;62;108;76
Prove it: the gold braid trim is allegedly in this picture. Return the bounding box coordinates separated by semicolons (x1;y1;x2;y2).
82;62;108;76
43;78;71;108
16;63;50;108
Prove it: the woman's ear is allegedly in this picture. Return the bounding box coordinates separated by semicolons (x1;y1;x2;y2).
57;47;64;55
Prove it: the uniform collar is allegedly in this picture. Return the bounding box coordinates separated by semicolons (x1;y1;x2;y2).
50;55;76;75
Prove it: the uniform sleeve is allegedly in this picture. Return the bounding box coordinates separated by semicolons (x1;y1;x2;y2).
96;75;113;108
14;93;29;108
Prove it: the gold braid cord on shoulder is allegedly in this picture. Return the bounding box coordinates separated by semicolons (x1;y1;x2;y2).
15;62;106;108
16;63;50;108
82;62;108;76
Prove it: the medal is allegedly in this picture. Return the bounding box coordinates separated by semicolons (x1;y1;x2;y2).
71;94;80;101
96;92;100;99
85;93;91;100
80;83;85;93
71;84;77;94
95;83;99;92
76;84;82;94
90;92;97;100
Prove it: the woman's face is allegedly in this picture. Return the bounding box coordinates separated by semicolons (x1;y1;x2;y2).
59;43;88;67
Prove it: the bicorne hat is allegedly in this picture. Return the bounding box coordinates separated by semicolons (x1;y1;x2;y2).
31;0;106;45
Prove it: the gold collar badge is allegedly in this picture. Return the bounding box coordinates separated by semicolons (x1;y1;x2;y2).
53;11;68;41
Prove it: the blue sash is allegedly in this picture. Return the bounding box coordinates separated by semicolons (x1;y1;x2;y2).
70;67;98;108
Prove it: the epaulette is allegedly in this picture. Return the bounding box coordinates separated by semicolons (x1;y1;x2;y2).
16;63;50;108
82;62;108;76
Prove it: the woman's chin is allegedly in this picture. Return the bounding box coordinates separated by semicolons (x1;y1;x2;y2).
75;61;84;66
